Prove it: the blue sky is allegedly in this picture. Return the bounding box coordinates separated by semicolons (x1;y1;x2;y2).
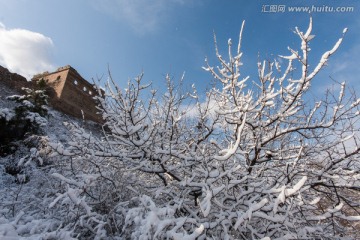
0;0;359;94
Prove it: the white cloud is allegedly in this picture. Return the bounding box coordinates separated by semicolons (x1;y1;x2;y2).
91;0;193;34
181;98;220;120
0;23;55;79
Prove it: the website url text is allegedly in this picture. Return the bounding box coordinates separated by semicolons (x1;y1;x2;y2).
261;5;354;13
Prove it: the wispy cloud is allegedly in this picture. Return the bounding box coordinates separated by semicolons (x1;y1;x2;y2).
330;43;360;86
327;19;360;93
91;0;193;34
0;23;55;79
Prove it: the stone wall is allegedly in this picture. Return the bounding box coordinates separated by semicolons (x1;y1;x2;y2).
33;66;104;123
1;65;104;124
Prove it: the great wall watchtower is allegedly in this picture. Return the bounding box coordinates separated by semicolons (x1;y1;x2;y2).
32;65;103;123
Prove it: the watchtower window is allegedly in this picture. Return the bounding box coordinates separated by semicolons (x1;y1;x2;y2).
74;80;78;85
89;90;92;95
83;86;87;92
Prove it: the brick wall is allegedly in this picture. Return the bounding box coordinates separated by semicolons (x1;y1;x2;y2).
1;65;104;124
37;66;104;123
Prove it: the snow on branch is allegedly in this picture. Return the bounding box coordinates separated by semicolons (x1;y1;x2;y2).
40;18;360;239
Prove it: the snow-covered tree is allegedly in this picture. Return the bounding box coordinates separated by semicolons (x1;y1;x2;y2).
50;18;360;239
1;87;48;139
0;86;48;156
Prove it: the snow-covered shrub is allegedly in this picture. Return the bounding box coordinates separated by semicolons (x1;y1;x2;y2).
0;87;48;150
123;195;205;240
47;122;141;239
0;86;50;188
0;113;87;240
7;87;48;126
50;18;360;239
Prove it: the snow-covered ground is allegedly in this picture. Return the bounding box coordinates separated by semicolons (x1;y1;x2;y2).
0;82;102;239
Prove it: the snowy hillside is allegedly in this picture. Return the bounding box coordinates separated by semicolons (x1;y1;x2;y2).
0;82;102;239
